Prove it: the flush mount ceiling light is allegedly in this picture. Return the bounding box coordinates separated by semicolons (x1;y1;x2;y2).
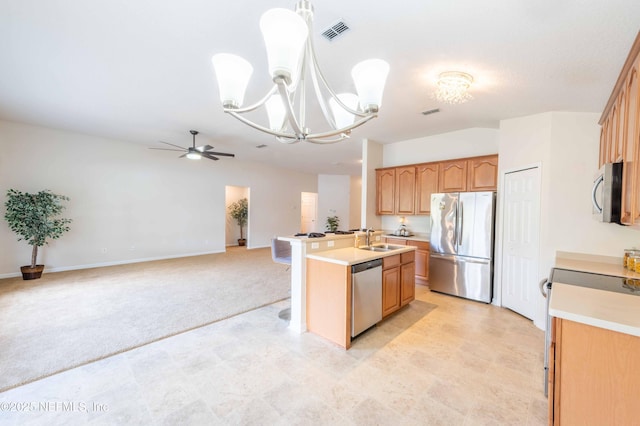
211;0;390;145
433;71;474;104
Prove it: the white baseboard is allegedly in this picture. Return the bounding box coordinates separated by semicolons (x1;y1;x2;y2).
0;250;225;279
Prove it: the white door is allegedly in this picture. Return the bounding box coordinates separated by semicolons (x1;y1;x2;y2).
501;166;541;320
301;192;318;233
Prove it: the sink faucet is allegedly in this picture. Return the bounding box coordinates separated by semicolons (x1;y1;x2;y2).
365;228;374;247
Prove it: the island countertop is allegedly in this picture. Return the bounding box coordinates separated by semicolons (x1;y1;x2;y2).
306;246;416;266
550;252;640;337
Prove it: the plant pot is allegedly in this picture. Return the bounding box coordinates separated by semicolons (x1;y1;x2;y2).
20;265;45;280
237;239;246;246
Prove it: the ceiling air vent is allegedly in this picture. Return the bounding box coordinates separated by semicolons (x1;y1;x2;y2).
421;108;440;116
321;21;350;41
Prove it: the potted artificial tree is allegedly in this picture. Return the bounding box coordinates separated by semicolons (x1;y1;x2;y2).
4;189;72;280
228;197;248;246
326;215;339;232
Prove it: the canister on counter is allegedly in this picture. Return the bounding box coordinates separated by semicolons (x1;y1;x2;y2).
624;249;635;267
630;255;640;272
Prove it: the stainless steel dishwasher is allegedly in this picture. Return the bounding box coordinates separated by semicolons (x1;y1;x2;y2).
351;258;383;338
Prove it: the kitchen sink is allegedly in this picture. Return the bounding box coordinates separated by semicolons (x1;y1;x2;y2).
358;244;405;252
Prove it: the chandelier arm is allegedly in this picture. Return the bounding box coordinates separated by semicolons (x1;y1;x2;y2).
303;33;338;128
275;136;300;144
275;79;305;139
305;135;350;144
307;36;368;118
226;110;299;140
224;85;279;114
306;113;376;140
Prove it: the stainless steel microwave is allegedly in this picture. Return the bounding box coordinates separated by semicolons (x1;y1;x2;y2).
592;162;622;223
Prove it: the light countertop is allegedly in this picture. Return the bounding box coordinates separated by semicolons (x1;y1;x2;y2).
382;232;430;243
306;246;416;266
550;252;640;337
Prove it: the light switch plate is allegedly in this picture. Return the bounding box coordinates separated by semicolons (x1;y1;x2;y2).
311;242;319;249
328;241;335;247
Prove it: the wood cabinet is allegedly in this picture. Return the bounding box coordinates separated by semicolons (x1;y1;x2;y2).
376;168;395;215
382;252;415;317
438;159;467;192
599;31;640;226
415;163;439;214
467;155;499;191
376;155;499;215
384;238;429;285
407;240;429;285
395;166;416;215
548;317;640;425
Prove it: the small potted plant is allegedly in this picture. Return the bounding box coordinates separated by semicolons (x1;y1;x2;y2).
326;215;339;232
228;197;248;246
4;189;72;280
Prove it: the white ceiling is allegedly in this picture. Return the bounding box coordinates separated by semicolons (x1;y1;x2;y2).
1;0;639;175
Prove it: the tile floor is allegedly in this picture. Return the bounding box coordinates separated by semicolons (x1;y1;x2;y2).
0;285;547;425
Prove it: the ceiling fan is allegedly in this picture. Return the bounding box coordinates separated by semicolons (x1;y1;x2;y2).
150;130;235;161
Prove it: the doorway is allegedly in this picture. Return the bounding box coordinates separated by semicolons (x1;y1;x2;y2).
300;192;318;233
225;186;249;248
500;165;541;320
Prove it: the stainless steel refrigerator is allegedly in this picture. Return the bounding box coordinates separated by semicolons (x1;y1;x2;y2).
429;191;496;303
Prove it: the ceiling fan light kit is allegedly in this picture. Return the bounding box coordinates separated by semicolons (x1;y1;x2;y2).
150;130;235;162
211;0;390;145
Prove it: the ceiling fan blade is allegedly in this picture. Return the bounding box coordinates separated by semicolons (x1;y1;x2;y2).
149;147;185;152
159;141;188;150
206;151;235;157
196;144;214;152
179;153;187;158
201;153;219;161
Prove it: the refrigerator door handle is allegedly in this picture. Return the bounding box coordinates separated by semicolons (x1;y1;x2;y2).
453;200;458;247
458;201;464;246
539;277;549;298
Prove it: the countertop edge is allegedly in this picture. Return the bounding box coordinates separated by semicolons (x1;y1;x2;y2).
307;246;416;266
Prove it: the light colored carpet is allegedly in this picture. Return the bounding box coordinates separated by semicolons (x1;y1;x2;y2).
0;247;290;392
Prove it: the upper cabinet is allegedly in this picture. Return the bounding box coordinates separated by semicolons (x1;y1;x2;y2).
467;155;499;191
415;163;439;214
438;159;468;192
395;166;416;215
376;168;396;215
599;31;640;226
375;155;499;215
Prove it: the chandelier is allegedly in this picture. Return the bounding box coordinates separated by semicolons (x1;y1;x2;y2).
211;0;390;144
433;71;474;104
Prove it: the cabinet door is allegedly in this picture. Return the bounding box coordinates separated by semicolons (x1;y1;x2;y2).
599;118;609;168
382;267;400;317
616;90;626;162
415;163;439;214
413;249;428;281
467;155;499;191
438;159;467;192
400;262;415;306
395;166;416;215
622;64;638;225
376;169;396;215
384;238;407;246
610;104;619;164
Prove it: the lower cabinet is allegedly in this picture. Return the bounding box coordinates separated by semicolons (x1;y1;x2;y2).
382;252;415;318
549;317;640;425
407;240;429;284
385;238;429;285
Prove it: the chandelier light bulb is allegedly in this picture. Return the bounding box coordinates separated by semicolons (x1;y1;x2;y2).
329;93;359;129
260;8;308;84
211;54;253;109
351;59;390;113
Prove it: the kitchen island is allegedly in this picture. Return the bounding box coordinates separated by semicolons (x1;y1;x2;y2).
548;253;640;425
306;245;416;349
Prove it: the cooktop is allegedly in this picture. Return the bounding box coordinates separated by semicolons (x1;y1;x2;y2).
550;268;640;296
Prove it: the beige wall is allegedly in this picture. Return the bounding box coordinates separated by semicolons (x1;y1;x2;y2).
497;111;640;328
0;120;317;277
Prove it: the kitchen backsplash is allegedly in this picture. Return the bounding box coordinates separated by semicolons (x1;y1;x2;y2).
381;215;431;235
